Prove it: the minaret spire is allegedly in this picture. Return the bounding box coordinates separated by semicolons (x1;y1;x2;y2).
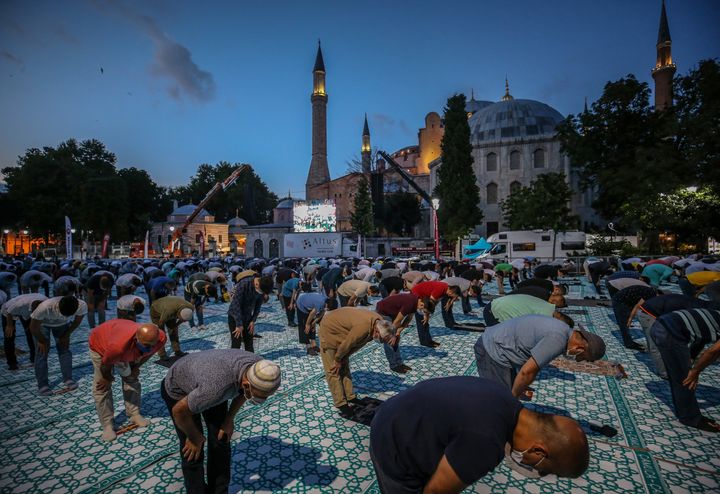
501;77;514;101
361;114;371;174
652;0;676;111
306;41;330;200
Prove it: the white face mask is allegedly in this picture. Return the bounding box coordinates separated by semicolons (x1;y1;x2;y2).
504;443;546;478
565;349;582;361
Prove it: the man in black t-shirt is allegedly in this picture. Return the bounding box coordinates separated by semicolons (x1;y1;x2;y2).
611;285;657;351
378;276;404;299
370;377;589;492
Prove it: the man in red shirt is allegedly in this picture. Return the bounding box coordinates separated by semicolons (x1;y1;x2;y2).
411;281;461;347
88;319;166;441
377;293;435;373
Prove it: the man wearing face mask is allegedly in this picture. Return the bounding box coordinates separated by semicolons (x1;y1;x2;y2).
370;376;590;492
88;320;166;441
475;314;606;399
161;350;281;494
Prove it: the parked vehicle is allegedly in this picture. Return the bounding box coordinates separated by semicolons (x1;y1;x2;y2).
467;230;587;261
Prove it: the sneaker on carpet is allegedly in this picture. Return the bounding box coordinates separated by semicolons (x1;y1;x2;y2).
38;386;52;396
64;380;78;390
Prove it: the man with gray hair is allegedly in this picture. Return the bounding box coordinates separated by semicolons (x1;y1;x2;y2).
318;307;394;417
161;350;281;494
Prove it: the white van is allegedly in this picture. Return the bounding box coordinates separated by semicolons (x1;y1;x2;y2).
478;230;586;261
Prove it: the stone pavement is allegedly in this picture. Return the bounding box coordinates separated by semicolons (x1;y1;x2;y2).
0;277;718;493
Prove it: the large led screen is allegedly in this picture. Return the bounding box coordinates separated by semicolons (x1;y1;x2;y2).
293;200;337;232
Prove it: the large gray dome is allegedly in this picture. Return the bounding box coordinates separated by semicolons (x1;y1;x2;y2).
469;99;564;145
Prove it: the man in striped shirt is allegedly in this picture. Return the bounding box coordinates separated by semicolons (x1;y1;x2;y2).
650;309;720;432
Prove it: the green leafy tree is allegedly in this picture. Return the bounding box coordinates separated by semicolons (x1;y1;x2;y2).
117;167;170;240
168;162;277;224
2;139;118;239
434;94;482;243
556;75;683;223
350;178;374;237
621;186;720;252
383;192;422;236
501;173;578;230
501;173;579;259
674;59;720;193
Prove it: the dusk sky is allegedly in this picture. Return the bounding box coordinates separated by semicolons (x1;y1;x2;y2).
1;0;718;199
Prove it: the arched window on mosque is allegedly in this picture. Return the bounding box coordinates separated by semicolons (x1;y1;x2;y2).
510;181;522;195
269;239;279;258
253;239;264;258
486;152;497;172
533;148;546;169
486;183;498;204
509;150;521;170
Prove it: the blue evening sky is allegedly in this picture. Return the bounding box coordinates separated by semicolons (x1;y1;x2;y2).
1;0;718;199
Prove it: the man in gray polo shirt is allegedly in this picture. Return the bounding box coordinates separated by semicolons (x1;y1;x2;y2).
161;349;281;494
474;314;606;399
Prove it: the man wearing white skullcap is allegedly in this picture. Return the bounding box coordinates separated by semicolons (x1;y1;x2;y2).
162;349;281;494
150;296;194;362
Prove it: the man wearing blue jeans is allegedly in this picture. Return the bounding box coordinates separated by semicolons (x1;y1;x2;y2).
376;293;435;373
29;295;87;395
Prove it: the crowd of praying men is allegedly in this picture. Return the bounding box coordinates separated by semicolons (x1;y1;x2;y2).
0;250;719;494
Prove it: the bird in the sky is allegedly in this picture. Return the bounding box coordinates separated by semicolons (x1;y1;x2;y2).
100;67;104;74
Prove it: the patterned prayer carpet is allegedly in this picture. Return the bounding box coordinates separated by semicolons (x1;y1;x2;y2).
0;277;717;493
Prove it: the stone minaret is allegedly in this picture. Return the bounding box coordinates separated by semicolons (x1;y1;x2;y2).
361;113;371;175
652;0;676;111
306;42;330;200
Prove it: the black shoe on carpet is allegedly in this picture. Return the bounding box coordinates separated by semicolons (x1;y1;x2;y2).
391;365;409;374
624;341;645;351
696;417;720;433
253;334;263;338
338;405;354;419
430;341;441;348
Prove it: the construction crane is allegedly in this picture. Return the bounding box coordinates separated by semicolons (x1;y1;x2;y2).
168;165;250;254
377;150;440;258
377;150;433;205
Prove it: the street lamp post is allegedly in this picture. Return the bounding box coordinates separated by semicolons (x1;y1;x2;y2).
431;198;440;259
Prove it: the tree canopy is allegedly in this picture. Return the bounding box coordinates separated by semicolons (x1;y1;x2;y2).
500;173;578;231
434;93;482;242
2;140;278;241
350;178;374;237
383;192;422;237
556;58;720;250
168;162;278;225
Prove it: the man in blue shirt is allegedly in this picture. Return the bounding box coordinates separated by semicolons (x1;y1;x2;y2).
475;315;606;399
295;283;337;355
280;272;301;328
370;377;590;492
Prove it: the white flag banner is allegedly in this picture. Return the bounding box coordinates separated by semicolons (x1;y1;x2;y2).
144;230;149;258
65;216;72;259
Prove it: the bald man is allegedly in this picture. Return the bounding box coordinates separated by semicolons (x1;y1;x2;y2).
370;377;589;492
88;319;167;441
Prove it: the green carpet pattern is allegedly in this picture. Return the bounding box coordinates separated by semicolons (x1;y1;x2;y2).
0;277;717;493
